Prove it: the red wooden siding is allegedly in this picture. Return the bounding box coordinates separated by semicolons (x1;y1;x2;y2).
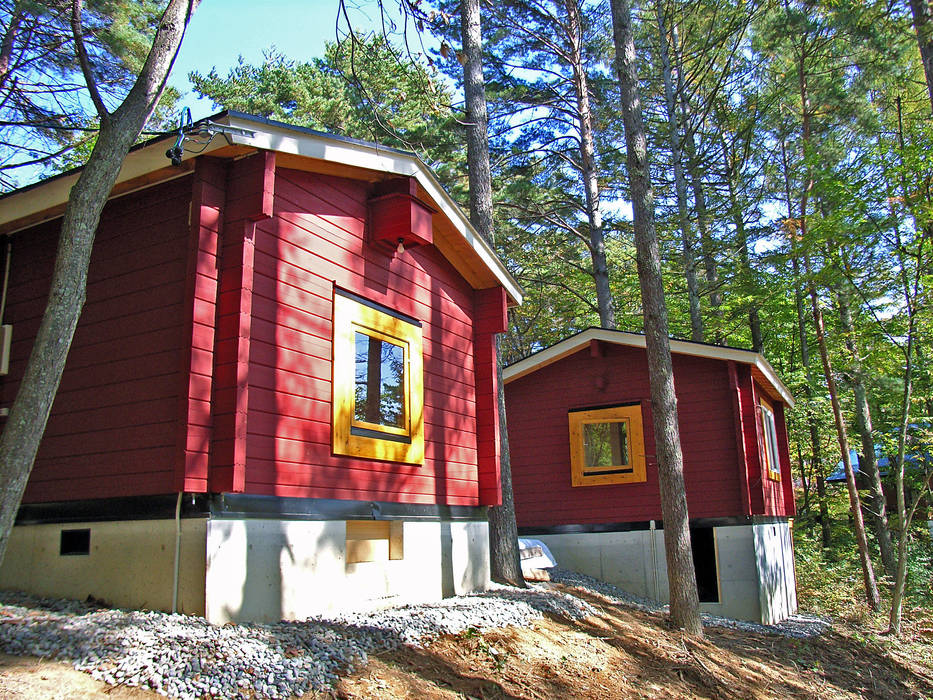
174;157;226;492
209;151;275;493
5;155;497;509
505;343;794;528
3;177;193;502
234;166;482;505
473;286;507;505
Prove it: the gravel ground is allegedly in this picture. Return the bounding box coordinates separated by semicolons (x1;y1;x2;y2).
549;568;832;638
0;586;594;699
0;572;827;699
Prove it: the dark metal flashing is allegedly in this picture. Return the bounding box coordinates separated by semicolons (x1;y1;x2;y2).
334;287;422;327
15;494;212;525
14;494;488;525
518;515;789;536
210;493;488;522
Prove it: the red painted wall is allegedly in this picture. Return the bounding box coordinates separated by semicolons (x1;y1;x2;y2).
4;177;193;502
505;343;793;527
6;153;500;509
230;166;484;505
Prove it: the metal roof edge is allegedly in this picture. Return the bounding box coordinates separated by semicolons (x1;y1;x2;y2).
503;327;794;406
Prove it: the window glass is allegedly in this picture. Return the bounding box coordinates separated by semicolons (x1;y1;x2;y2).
583;420;630;471
354;332;406;429
760;399;781;480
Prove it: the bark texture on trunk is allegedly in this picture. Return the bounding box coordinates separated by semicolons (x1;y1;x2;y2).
795;48;878;609
564;0;615;329
910;0;933;114
459;0;524;587
460;0;495;246
610;0;702;637
0;0;200;567
656;2;702;342
836;286;896;577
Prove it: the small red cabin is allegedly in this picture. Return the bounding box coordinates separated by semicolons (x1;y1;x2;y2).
0;112;521;623
504;328;797;623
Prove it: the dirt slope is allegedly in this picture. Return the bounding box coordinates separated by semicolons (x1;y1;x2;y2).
1;584;930;699
333;588;933;700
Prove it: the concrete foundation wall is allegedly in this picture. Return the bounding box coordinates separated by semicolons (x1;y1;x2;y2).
205;519;490;624
753;522;797;624
537;522;797;623
0;519;207;615
1;515;490;624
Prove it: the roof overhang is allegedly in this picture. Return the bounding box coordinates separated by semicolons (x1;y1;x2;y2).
0;111;522;305
503;327;795;407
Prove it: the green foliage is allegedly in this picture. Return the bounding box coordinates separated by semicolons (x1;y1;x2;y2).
795;488;933;619
0;0;178;188
189;36;464;195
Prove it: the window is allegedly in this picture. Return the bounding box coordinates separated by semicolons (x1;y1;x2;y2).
759;397;781;481
568;404;646;486
332;290;424;464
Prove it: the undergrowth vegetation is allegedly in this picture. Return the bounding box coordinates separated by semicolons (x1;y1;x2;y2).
793;486;933;666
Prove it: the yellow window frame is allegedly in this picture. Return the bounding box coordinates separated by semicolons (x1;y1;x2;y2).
569;404;647;487
759;397;781;481
332;291;424;465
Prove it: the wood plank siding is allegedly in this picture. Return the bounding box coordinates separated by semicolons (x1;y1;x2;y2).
505;342;794;527
3;151;502;508
4;177;193;502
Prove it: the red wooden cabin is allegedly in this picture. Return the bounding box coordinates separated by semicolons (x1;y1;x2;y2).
0;112;521;623
504;328;797;623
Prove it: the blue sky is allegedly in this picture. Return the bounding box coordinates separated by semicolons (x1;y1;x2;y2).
170;1;371;120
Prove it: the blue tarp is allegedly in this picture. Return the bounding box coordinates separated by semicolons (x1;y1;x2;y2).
826;444;928;482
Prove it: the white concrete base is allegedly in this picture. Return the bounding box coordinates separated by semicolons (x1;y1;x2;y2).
753;521;797;624
204;519;490;623
535;521;797;623
0;519;207;615
0;516;490;625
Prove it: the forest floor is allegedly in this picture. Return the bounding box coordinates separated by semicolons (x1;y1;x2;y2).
1;582;931;699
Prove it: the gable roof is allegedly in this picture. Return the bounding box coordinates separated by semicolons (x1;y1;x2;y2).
503;327;794;407
0;110;522;305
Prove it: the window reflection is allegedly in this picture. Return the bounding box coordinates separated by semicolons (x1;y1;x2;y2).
583;421;631;472
354;331;405;429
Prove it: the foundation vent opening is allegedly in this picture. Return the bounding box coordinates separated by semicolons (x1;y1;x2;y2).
60;528;90;556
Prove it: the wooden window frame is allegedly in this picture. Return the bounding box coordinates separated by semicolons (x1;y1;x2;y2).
759;396;781;481
332;291;424;465
568;404;647;487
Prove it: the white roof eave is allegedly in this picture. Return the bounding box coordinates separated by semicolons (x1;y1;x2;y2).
503;327;794;407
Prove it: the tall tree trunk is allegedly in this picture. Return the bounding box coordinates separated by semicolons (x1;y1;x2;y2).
670;30;720;340
909;0;933;114
888;96;926;633
718;128;761;351
656;1;702;342
564;0;615;329
802;248;879;609
797;444;810;513
460;0;524;587
796;50;879;609
680;118;721;334
835;284;896;577
610;0;702;637
0;0;200;568
780;139;830;548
